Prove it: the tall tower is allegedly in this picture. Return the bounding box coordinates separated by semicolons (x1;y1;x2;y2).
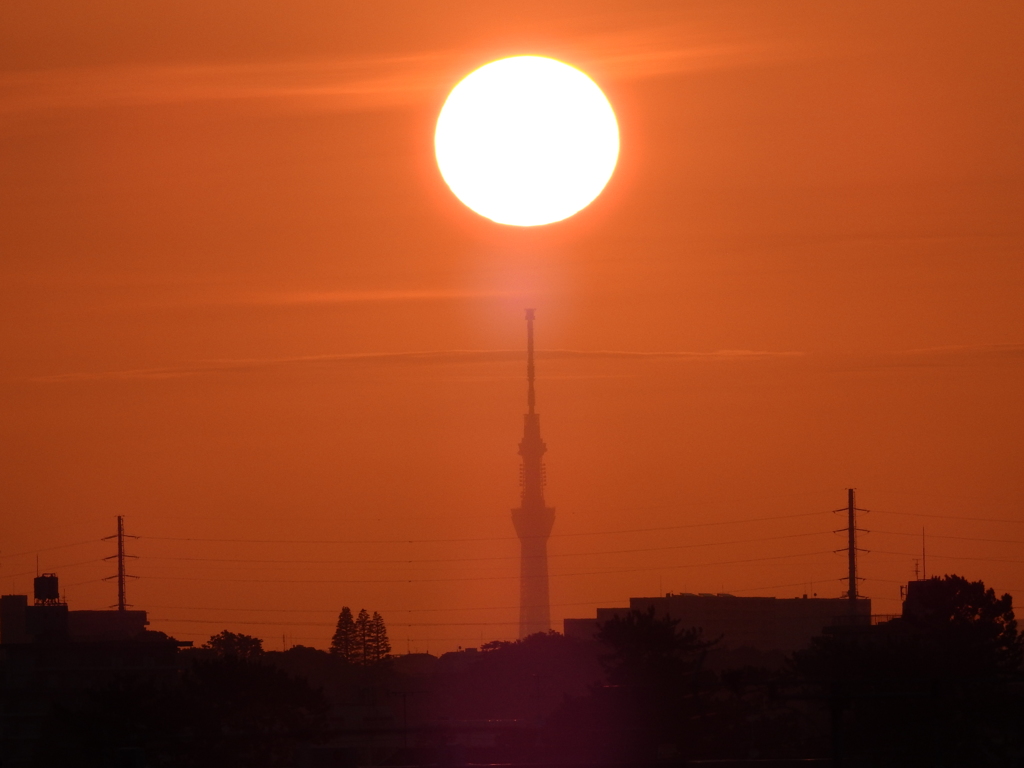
511;309;555;638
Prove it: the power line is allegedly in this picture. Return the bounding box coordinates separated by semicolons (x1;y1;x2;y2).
143;580;835;619
2;526;833;587
870;529;1024;545
2;558;108;579
139;530;834;567
137;510;830;547
17;505;1022;632
170;631;514;644
147;600;616;615
4;507;1020;562
152;617;522;628
64;577;107;588
870;549;1024;565
138;550;833;585
3;539;103;559
872;509;1024;525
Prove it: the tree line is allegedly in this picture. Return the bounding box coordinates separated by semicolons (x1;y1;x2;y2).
330;606;391;665
199;607;392;667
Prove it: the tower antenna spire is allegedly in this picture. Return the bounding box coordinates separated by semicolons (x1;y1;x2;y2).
526;308;536;415
512;309;555;638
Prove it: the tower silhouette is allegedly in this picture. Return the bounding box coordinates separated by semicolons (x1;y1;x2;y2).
512;309;555;638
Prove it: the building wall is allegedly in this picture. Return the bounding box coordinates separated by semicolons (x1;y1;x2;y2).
564;593;871;653
67;610;148;641
1;595;149;645
0;596;29;644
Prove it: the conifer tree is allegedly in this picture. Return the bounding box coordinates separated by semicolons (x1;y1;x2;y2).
330;607;356;661
370;611;392;663
356;608;372;666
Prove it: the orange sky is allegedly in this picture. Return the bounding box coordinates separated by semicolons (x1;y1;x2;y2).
1;1;1022;652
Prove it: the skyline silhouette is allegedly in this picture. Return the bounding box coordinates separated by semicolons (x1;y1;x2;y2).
4;569;1019;765
4;495;1021;653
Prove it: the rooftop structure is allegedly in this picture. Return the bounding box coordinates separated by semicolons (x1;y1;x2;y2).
1;573;150;645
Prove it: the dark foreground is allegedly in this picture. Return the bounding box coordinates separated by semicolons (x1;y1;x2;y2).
3;576;1023;767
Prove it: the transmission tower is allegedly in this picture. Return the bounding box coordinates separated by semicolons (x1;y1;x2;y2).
103;515;138;611
834;489;869;609
511;309;556;638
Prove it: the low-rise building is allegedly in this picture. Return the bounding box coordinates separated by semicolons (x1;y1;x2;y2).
564;592;871;653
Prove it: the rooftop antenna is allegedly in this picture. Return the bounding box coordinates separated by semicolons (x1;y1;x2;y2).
922;527;926;580
103;516;138;611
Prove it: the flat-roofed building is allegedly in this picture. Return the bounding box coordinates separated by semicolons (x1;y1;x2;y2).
564;592;870;653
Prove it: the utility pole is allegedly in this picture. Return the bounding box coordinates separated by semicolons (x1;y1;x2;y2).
103;516;138;611
847;489;857;602
835;489;868;614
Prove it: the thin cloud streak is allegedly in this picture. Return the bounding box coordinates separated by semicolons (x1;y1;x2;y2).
903;343;1024;360
0;54;448;115
0;25;781;116
24;344;1024;384
238;289;515;307
29;348;802;384
845;343;1024;371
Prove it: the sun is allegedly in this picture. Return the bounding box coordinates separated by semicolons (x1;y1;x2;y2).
435;56;619;227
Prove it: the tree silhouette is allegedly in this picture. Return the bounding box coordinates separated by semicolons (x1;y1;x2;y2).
901;573;1021;675
330;608;390;665
598;606;716;689
330;606;357;661
794;574;1021;683
203;630;264;659
356;608;371;666
369;611;391;663
589;608;718;759
792;574;1023;765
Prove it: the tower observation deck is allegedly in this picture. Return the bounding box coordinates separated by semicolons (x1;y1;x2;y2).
511;309;555;638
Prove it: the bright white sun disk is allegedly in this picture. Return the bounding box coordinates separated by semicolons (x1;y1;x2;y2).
435;56;619;227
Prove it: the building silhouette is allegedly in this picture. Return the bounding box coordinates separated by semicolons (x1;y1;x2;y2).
511;309;555;638
564;591;873;653
1;573;186;766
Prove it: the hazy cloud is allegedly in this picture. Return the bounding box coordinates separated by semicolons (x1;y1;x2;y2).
809;344;1024;374
234;289;514;307
0;25;780;116
885;343;1024;367
30;348;802;384
23;344;1024;384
